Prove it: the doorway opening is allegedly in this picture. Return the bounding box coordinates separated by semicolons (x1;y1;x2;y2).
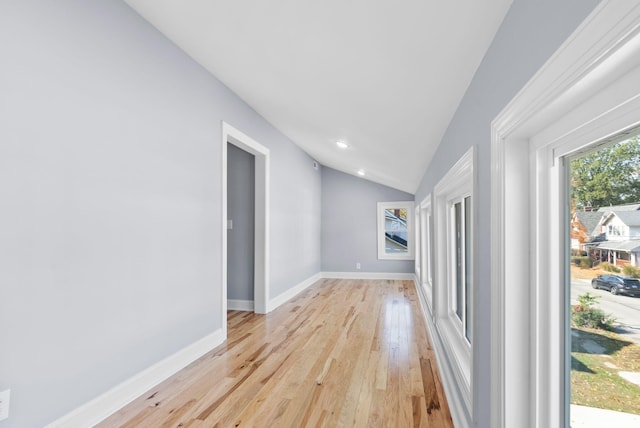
227;143;255;311
222;122;270;338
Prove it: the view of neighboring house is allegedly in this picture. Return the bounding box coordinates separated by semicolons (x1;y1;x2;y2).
571;210;604;250
572;203;640;267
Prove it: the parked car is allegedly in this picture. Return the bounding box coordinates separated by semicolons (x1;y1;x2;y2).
591;274;640;296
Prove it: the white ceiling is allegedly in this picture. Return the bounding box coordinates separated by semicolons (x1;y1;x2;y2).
124;0;512;194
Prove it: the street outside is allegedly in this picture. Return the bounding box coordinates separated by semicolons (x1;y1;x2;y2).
571;278;640;344
570;277;640;427
568;136;640;426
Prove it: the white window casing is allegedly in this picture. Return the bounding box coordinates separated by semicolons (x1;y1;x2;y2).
415;206;421;281
491;3;640;427
377;201;415;260
420;194;434;314
433;146;476;418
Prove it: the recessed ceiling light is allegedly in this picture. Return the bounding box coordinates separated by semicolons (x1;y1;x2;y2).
357;169;365;176
336;141;349;149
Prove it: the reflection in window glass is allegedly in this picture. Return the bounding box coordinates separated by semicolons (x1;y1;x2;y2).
384;208;408;254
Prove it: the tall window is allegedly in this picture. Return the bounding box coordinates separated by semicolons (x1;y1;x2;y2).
452;196;472;342
415;207;421;280
489;5;640;426
433;146;475;412
420;195;433;310
568;133;640;426
377;201;414;260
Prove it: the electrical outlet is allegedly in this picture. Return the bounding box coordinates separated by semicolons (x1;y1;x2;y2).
356;262;361;270
0;389;10;421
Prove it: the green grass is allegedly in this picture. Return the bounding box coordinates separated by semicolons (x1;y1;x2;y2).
571;327;640;414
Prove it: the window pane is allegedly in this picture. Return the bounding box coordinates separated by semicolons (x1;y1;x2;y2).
455;202;463;320
422;210;431;287
464;196;472;342
385;208;408;254
428;214;432;279
377;201;413;261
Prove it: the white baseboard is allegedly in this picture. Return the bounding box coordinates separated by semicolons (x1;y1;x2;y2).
227;299;254;311
321;271;414;280
46;328;225;428
412;276;470;428
267;272;321;312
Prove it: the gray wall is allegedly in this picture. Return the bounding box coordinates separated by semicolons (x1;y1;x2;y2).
227;144;255;301
0;1;321;427
322;167;414;273
413;0;600;426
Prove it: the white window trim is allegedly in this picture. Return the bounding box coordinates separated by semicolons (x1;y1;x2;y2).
415;206;421;280
420;194;434;314
448;195;472;343
377;201;415;260
433;146;476;419
491;3;640;428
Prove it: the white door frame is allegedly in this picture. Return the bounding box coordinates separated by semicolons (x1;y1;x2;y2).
491;2;640;427
222;122;270;336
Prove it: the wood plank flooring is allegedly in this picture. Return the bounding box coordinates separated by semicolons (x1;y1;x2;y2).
98;279;453;427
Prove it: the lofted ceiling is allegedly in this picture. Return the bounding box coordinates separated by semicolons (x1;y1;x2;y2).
124;0;512;193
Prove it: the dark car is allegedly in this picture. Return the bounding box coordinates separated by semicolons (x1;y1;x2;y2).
591;274;640;296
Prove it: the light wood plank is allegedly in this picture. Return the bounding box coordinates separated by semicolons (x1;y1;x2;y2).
98;279;453;428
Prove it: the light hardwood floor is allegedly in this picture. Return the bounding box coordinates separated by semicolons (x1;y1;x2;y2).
98;279;453;427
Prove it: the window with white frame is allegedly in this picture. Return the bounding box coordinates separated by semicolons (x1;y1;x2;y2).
607;224;626;237
451;195;472;342
433;146;475;412
420;195;433;311
489;5;640;427
377;201;414;260
415;207;421;280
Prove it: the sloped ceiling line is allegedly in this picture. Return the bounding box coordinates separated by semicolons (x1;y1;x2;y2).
124;0;512;193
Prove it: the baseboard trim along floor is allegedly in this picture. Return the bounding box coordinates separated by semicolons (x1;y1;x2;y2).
46;329;225;428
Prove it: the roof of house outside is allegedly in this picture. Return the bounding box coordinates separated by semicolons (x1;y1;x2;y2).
589;239;640;252
575;211;605;236
607;211;640;227
597;203;640;212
